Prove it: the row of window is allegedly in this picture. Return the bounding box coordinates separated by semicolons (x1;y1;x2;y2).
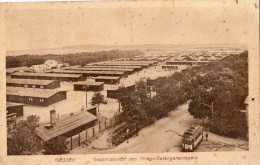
24;85;44;88
28;98;44;102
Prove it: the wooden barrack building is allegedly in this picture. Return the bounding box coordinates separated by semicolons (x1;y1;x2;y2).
11;72;85;82
7;87;67;106
74;81;104;92
7;78;60;89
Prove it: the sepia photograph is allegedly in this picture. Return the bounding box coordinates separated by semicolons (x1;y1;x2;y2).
0;1;259;165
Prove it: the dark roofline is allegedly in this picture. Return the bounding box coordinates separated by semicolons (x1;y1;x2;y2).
6;87;66;98
6;102;25;107
6;78;58;86
35;110;97;141
74;81;104;86
11;72;83;78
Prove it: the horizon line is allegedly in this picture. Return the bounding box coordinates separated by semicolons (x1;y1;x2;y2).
6;43;248;53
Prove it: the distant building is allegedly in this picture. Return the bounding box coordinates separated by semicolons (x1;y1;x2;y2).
31;64;52;72
6;102;24;132
7;78;60;89
44;60;59;69
7;113;17;132
11;72;85;82
74;81;104;92
93;76;121;84
47;69;127;78
162;65;178;70
6;102;24;117
107;85;135;99
30;60;64;72
6;67;31;75
7;87;67;106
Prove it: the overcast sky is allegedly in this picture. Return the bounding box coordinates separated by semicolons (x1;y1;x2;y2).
5;4;249;51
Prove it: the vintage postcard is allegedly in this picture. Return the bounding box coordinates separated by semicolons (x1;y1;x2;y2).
0;0;259;165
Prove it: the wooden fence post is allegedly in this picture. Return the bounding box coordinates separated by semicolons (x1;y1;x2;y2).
86;129;88;142
93;126;95;138
78;133;81;146
105;119;107;129
70;136;72;150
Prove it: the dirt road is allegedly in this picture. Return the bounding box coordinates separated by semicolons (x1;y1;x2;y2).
71;103;248;154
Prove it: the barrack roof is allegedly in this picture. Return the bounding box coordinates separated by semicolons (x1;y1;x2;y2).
6;87;65;98
100;62;150;66
92;76;120;80
35;110;97;141
74;81;104;86
48;69;125;75
6;102;25;107
94;63;148;67
7;78;58;86
11;72;83;78
69;67;133;72
84;65;142;69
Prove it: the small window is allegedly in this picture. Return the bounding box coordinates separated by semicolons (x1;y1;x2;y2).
25;85;28;88
32;85;36;88
40;86;44;89
29;98;33;101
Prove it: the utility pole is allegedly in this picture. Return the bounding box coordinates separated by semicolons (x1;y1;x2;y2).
83;85;88;108
200;102;214;119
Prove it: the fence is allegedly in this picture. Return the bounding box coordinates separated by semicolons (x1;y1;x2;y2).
66;113;124;150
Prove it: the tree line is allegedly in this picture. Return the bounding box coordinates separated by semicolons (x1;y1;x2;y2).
115;51;248;144
6;49;144;68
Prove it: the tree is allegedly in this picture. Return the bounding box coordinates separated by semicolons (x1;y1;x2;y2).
188;98;212;124
91;92;105;112
25;115;40;131
116;86;129;112
7;115;41;155
43;136;68;155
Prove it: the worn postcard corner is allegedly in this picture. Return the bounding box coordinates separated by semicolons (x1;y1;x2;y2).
0;0;259;165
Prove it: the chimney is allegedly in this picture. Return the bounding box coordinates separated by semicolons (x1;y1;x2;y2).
50;110;56;124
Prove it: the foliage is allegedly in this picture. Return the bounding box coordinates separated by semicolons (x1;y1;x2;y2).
186;51;248;137
91;92;105;111
43;136;68;155
7;115;41;155
6;49;144;68
114;51;248;143
25;115;40;131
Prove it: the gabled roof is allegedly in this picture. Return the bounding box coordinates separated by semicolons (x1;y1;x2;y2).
11;72;83;78
6;102;25;108
92;76;120;80
7;78;58;86
35;110;97;141
74;81;104;86
49;69;125;75
6;87;66;98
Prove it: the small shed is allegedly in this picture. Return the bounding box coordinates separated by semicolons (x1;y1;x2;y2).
74;81;104;92
6;102;24;117
107;85;136;99
93;76;120;84
35;110;97;143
